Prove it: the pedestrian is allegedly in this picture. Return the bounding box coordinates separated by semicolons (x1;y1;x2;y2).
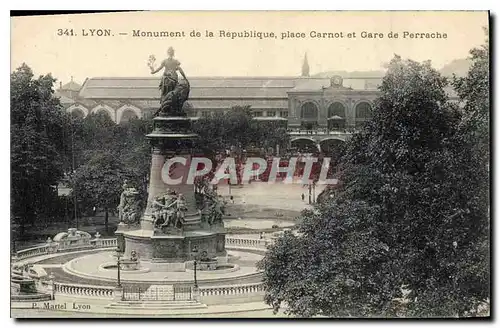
230;195;234;204
301;193;305;201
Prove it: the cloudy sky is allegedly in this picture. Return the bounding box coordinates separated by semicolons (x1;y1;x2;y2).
11;11;488;85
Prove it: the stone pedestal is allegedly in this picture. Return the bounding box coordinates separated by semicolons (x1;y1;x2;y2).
113;287;123;301
115;222;128;252
192;286;200;302
47;277;55;300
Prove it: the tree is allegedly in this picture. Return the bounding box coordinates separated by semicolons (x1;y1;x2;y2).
11;64;67;231
448;31;490;315
192;106;290;187
114;118;152;202
68;115;152;231
69;150;129;233
259;53;489;317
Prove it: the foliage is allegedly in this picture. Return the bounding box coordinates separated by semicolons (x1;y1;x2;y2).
193;105;289;158
68;115;151;228
11;64;67;228
259;50;489;317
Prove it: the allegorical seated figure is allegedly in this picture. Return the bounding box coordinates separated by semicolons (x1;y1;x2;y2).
152;189;187;232
117;181;142;225
149;47;190;117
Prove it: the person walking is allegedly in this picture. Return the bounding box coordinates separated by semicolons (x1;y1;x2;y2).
301;193;305;201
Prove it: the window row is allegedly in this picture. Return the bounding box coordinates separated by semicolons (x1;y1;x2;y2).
300;101;373;120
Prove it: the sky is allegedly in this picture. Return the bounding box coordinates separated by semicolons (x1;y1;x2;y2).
11;11;488;85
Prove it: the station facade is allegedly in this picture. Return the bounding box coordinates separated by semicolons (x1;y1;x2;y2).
56;56;457;151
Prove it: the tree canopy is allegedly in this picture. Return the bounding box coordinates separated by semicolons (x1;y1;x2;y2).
259;49;490;317
11;64;152;235
193;105;290;158
11;64;67;229
68;113;151;231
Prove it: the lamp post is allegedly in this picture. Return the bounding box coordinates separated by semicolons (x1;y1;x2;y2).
191;245;199;288
71;117;78;230
115;247;122;288
308;183;312;204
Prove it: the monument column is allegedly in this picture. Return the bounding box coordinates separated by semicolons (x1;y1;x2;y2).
144;117;201;231
120;48;226;264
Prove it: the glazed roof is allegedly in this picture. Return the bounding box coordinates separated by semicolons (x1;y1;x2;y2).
72;75;458;108
78;76;380;100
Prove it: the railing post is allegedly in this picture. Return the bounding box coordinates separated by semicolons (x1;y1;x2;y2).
94;232;102;248
47;273;55;300
192;286;200;302
113;286;123;301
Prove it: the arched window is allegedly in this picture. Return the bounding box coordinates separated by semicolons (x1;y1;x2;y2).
119;109;139;123
291;138;319;153
301;102;318;120
96;109;113;120
319;138;345;154
92;104;115;122
355;102;372;127
328;102;346;118
355;102;372;119
70;108;86;119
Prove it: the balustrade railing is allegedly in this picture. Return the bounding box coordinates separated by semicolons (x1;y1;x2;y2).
14;236;265;262
200;282;264;297
15;245;52;261
54;282;114;299
288;128;355;136
13;236;267;302
90;238;118;248
225;237;268;249
14;238;118;262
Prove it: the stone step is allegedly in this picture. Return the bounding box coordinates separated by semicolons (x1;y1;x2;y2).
106;300;207;310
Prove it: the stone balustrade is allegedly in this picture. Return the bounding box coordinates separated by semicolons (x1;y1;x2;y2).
90;238;118;248
54;282;115;299
12;236;268;304
199;282;265;305
225;237;268;249
16;245;52;261
14;236;266;262
200;282;264;297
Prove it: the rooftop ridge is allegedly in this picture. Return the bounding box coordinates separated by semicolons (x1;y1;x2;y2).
84;76;383;80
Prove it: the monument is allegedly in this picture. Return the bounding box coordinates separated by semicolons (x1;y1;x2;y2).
116;48;226;270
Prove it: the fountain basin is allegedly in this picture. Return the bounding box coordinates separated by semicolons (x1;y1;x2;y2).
99;262;150;274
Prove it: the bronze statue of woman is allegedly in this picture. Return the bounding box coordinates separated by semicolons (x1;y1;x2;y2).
150;47;189;113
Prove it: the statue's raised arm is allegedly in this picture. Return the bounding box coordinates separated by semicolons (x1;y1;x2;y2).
148;47;191;117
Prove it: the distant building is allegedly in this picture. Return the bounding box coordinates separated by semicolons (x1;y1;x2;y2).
56;56;458;151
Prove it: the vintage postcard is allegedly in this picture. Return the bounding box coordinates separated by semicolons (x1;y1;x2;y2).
10;11;490;318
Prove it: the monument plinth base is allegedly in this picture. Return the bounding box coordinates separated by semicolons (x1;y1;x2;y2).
122;228;226;266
